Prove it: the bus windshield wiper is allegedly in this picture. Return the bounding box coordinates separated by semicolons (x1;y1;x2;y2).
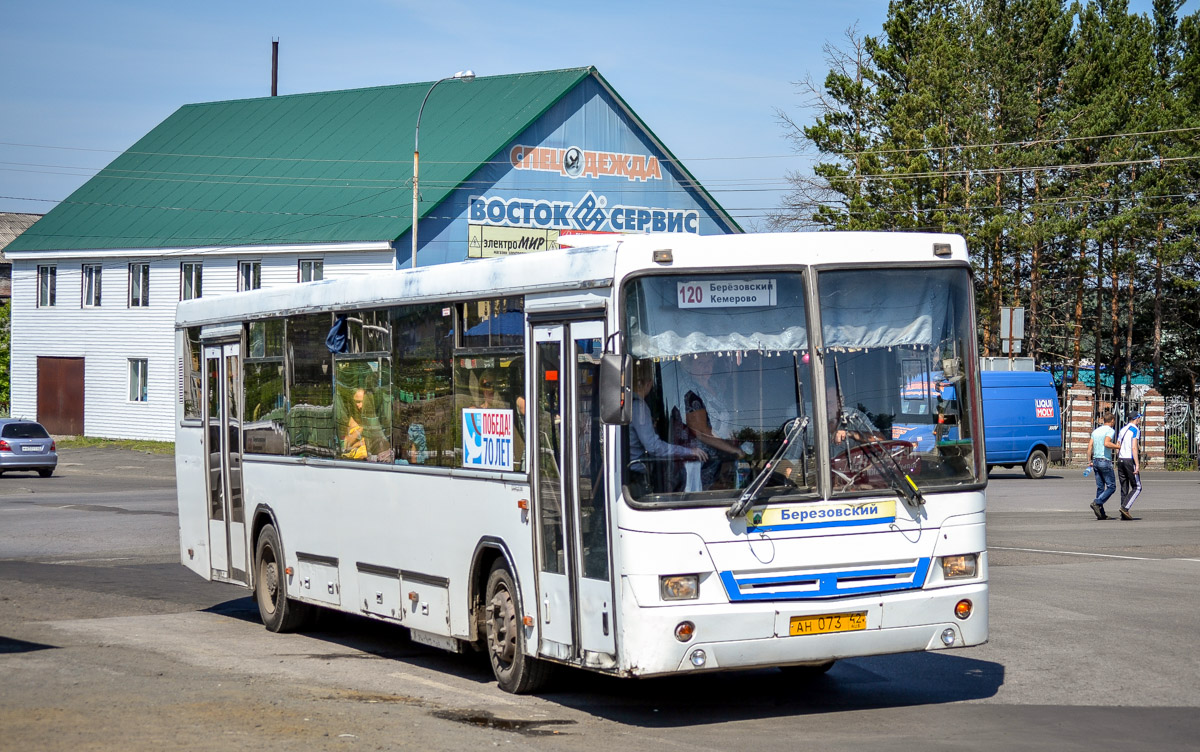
839;410;925;507
727;416;809;521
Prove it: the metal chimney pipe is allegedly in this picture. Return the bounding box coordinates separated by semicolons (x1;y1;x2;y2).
271;39;279;96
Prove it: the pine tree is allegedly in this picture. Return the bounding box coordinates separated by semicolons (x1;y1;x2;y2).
773;0;1200;396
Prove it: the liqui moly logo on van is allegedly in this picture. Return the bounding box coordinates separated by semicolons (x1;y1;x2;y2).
510;145;663;182
1035;398;1055;418
462;409;514;472
468;192;699;234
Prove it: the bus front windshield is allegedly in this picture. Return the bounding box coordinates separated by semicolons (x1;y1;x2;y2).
819;266;982;495
622;273;818;503
620;266;982;506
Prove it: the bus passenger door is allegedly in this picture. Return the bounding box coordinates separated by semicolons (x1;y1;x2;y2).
203;342;248;586
566;322;616;661
531;322;616;664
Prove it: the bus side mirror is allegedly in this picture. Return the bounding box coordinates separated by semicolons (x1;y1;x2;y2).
599;353;632;425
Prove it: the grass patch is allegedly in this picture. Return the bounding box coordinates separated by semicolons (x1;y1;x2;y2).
55;436;175;455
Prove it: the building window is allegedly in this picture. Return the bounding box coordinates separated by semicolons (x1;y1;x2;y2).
181;262;202;300
37;265;56;307
129;359;148;402
299;259;323;283
129;263;150;307
82;264;102;307
239;261;262;292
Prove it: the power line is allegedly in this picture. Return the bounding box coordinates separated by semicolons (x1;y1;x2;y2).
823;125;1200;158
5;122;1200;165
5;151;1198;196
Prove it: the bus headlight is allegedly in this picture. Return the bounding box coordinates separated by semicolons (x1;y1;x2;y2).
660;574;700;601
941;554;977;580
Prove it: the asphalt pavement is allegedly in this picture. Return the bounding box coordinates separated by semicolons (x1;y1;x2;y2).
1;448;1197;751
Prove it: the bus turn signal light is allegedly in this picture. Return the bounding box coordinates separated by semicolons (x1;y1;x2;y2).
674;621;695;642
955;600;973;620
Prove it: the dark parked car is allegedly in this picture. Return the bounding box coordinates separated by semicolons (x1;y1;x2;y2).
0;419;58;477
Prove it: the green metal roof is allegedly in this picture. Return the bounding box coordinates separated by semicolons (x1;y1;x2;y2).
9;68;596;252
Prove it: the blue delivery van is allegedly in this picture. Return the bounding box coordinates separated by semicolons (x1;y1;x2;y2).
980;370;1063;479
890;369;1063;479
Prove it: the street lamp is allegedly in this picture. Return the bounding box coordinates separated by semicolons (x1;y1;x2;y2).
412;69;475;269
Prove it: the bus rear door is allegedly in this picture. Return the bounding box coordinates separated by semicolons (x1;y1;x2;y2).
203;341;249;586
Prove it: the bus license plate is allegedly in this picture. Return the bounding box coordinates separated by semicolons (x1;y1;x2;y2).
789;611;867;636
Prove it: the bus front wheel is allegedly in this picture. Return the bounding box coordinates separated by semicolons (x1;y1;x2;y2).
485;562;552;694
255;524;313;633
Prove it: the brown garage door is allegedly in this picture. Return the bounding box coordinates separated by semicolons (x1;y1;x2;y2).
37;357;85;435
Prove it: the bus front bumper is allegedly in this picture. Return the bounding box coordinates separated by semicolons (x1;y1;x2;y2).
619;581;988;677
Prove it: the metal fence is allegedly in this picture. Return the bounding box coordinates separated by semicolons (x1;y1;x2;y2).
1071;395;1196;470
1162;397;1199;471
1108;397;1149;467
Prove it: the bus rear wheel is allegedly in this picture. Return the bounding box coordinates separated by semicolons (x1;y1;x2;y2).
485;561;552;694
255;524;313;633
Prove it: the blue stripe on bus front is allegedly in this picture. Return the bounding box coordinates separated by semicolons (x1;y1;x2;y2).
719;557;931;601
746;515;896;533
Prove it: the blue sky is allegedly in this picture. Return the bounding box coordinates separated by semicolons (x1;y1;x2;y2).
0;1;1190;230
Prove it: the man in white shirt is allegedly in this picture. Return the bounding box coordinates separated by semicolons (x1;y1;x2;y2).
1115;413;1142;520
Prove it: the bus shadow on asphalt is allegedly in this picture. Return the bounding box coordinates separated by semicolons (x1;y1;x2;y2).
0;636;58;655
202;596;498;682
545;652;1004;725
202;595;1002;720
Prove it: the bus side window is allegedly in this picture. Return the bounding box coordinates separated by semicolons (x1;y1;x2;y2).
335;358;393;463
392;303;454;467
450;297;526;473
288;312;338;458
182;326;204;421
244;319;287;456
332;310;393;464
452;357;526;473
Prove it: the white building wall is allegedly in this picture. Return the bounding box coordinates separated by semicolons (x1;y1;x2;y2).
10;245;395;441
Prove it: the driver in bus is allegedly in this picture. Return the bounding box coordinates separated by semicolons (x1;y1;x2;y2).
628;361;706;493
826;383;885;451
680;353;747;489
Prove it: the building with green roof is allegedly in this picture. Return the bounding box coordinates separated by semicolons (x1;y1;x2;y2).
6;67;738;439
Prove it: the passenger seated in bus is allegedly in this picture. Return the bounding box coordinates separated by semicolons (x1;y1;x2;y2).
476;372;500;409
341;388;394;463
628;361;705;493
405;423;428;464
680;353;747;489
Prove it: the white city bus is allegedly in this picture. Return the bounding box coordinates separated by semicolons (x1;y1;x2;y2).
175;232;988;693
